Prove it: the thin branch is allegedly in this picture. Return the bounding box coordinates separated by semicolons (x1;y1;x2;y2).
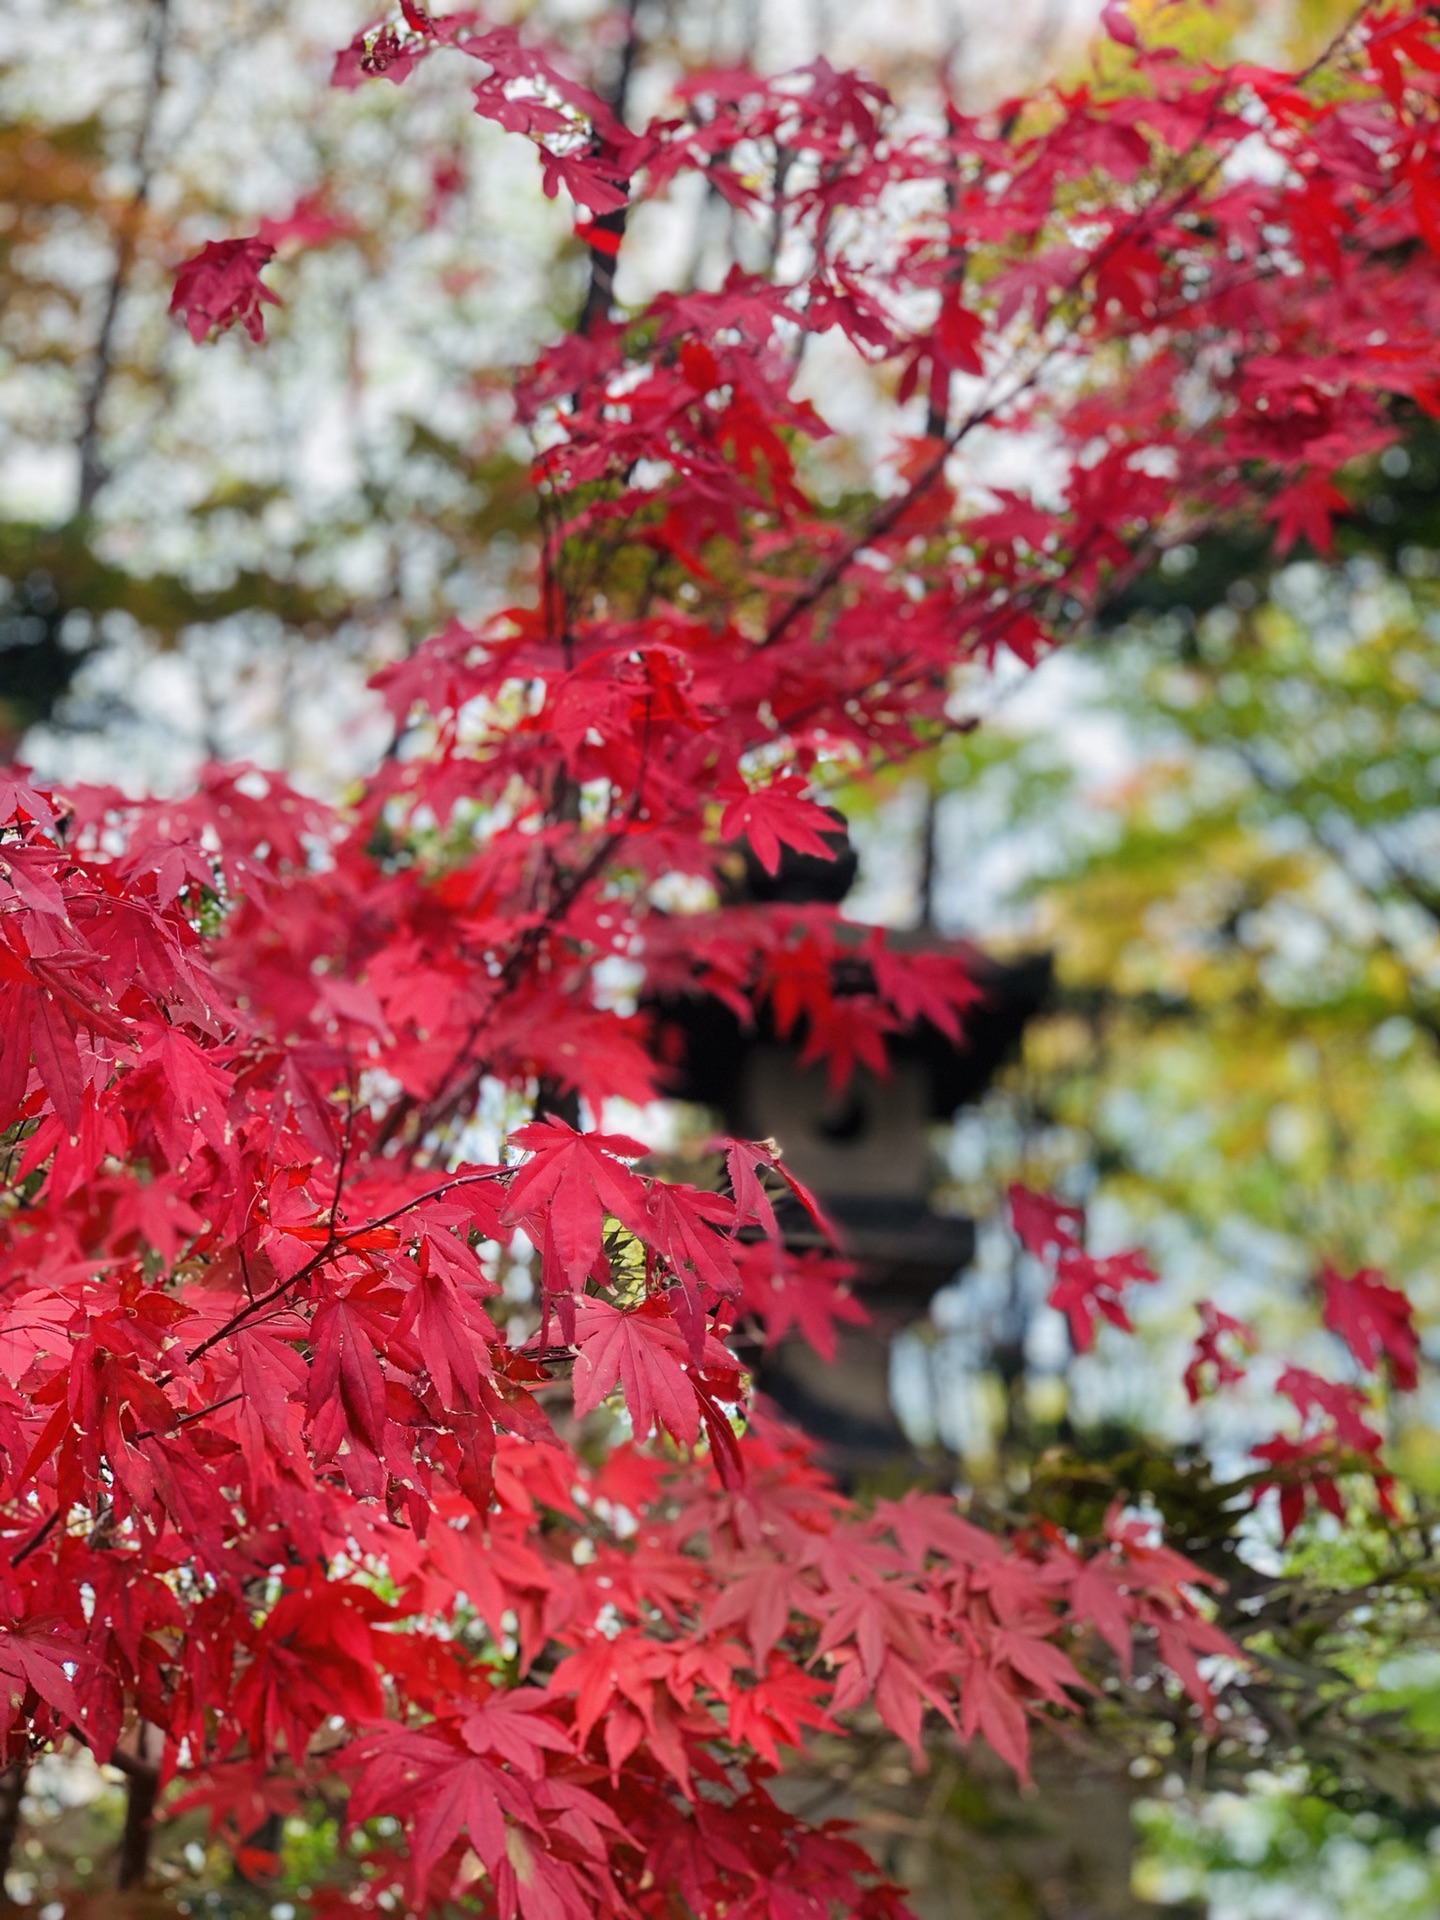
76;0;173;514
577;0;643;338
0;1760;27;1889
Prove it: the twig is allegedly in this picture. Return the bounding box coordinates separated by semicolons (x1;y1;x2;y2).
76;0;173;513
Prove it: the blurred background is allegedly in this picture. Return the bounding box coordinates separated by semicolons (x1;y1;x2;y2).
4;1;1440;1916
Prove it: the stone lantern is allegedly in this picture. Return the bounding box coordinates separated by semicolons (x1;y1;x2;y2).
650;826;1050;1477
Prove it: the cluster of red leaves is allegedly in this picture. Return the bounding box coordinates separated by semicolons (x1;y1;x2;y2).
1012;1181;1422;1543
0;768;1236;1920
1180;1265;1423;1540
15;4;1437;1915
1008;1185;1159;1352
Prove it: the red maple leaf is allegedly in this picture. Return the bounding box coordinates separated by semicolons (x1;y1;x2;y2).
1183;1300;1255;1403
169;237;281;344
502;1118;652;1292
307;1292;391;1463
1008;1184;1084;1260
0;773;56;831
718;777;845;876
458;1685;575;1777
1320;1265;1420;1391
1267;470;1348;557
571;1296;711;1445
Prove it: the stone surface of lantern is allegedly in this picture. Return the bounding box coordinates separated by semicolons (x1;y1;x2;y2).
653;822;1051;1471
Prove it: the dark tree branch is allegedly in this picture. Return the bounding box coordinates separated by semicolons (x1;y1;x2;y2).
0;1760;27;1890
76;0;172;514
116;1720;161;1891
577;0;643;338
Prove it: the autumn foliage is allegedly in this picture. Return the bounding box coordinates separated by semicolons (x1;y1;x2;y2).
3;5;1438;1916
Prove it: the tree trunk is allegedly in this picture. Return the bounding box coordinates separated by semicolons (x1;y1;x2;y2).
116;1723;161;1891
0;1760;28;1891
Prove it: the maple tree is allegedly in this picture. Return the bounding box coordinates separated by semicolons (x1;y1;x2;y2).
4;3;1440;1916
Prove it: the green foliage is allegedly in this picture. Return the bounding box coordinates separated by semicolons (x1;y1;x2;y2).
1135;1789;1440;1919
